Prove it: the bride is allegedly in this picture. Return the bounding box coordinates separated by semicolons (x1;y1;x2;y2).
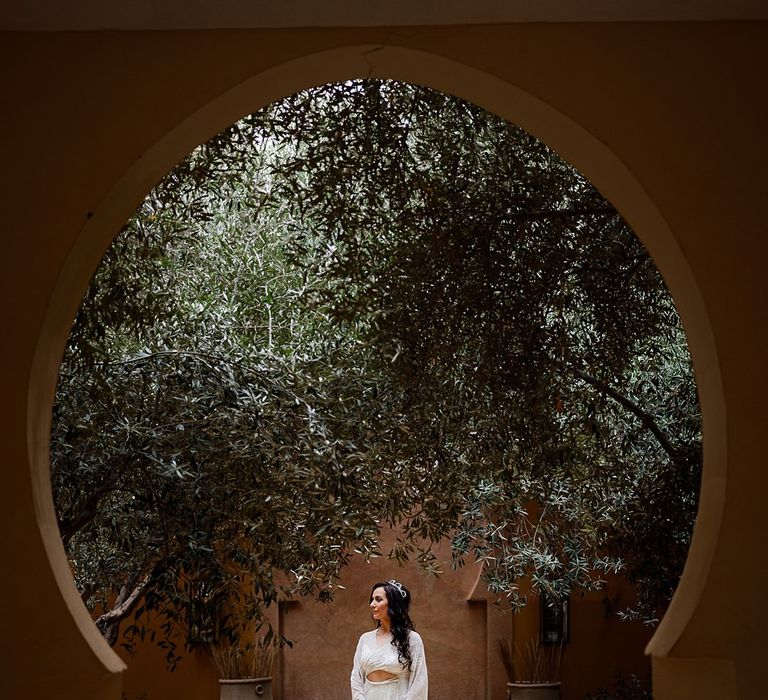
351;580;428;700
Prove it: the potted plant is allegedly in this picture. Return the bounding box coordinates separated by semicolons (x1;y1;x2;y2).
498;638;564;699
210;638;278;700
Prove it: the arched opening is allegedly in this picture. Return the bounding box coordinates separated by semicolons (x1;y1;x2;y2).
27;45;725;696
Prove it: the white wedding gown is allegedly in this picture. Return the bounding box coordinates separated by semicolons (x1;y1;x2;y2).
350;629;428;700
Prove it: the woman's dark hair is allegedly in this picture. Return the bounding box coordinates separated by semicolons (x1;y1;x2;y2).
371;580;415;669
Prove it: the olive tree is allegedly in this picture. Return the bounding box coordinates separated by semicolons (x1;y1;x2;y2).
51;80;700;661
259;80;700;620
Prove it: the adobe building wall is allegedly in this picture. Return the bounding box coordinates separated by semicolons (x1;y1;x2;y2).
119;531;651;700
1;21;767;699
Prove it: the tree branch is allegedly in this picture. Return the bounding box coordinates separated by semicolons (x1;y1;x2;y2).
503;205;617;223
569;367;679;463
59;482;121;547
95;572;152;646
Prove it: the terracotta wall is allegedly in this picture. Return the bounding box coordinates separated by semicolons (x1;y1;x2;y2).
3;21;768;699
120;529;651;700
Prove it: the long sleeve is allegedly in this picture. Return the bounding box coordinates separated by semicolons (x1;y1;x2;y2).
404;631;428;700
351;635;366;700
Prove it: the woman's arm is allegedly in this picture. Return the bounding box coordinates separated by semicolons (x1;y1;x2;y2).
404;631;428;700
350;635;367;700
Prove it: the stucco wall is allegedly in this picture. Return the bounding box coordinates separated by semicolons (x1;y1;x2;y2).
119;531;651;700
1;21;767;699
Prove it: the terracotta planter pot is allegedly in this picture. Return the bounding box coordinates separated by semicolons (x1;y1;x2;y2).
506;681;561;700
219;677;273;700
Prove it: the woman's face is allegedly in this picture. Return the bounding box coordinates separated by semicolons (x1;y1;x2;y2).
370;586;390;624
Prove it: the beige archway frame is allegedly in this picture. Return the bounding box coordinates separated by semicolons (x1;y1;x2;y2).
27;44;726;688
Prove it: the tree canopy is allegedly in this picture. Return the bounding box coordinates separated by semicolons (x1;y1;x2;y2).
51;79;701;659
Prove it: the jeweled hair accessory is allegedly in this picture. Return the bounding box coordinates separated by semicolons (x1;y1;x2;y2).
388;579;407;598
